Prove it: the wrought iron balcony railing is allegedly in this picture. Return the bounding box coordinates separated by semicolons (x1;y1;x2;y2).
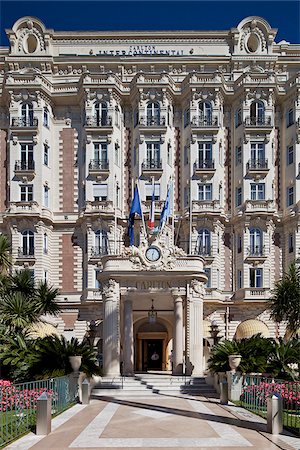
11;117;38;127
89;159;109;170
18;247;35;257
14;160;35;171
85;115;112;127
194;245;212;257
141;159;162;170
246;159;268;170
91;246;109;257
244;116;272;126
194;159;215;170
246;246;265;257
191;116;218;127
139;116;166;126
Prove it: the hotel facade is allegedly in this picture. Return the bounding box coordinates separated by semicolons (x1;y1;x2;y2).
0;16;299;376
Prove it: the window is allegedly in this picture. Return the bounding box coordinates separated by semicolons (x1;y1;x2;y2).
237;234;242;253
184;108;190;128
44;270;48;283
95;269;102;289
250;183;265;200
287;108;294;127
236;146;242;165
198;184;212;201
204;268;211;288
237;270;242;289
93;184;108;202
116;184;120;208
43;233;48;254
198;142;213;167
146;142;160;168
250;268;263;288
43;107;49;127
95;102;108;126
147;102;160;125
20;143;34;170
134;109;139;127
133;146;138;166
250;142;265;165
114;143;119;166
167;143;171;166
94;230;108;256
20;184;33;202
236;187;242;207
249;228;263;256
115;106;120;127
43;185;49;207
145;183;160;201
21;230;34;256
235;108;242;128
21;103;34;126
250;101;265;125
287;186;294;206
94;142;108;165
196;229;211;256
184;187;189;207
288;233;294;253
44;144;49;166
287;145;294;165
199;101;212;124
184;145;189;165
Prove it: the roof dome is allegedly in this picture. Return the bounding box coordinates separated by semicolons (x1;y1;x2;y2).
235;319;269;340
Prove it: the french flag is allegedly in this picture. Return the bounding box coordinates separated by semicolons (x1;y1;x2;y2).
148;183;155;230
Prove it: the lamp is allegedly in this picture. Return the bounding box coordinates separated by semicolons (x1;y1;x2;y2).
148;299;157;324
87;320;97;346
209;320;222;345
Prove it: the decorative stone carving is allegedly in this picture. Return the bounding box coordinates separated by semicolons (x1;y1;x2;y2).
102;279;118;298
190;279;205;296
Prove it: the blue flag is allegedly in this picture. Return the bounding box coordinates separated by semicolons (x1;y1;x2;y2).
160;184;171;231
128;185;142;245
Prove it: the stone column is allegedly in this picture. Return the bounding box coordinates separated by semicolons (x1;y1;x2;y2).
123;297;134;375
172;289;184;374
188;279;204;375
102;279;120;376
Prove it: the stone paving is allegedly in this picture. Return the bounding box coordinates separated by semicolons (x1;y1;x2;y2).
5;394;300;450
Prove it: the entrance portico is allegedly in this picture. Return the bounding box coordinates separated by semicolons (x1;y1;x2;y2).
99;239;207;377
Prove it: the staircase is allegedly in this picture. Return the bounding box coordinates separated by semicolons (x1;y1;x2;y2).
91;373;216;398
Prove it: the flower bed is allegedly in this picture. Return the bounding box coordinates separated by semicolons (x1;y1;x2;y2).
0;379;55;412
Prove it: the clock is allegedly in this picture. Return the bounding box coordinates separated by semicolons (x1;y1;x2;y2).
145;246;161;262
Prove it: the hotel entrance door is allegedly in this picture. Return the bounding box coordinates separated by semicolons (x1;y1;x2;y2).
142;339;163;371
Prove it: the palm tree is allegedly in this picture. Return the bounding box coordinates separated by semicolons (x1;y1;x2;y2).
0;234;11;273
268;261;300;337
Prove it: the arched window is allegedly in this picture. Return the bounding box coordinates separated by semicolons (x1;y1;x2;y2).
43;107;49;127
196;229;211;256
43;233;48;254
21;230;34;256
199;102;212;125
94;230;108;256
250;101;265;125
249;228;263;256
21;103;34;126
94;102;108;126
147;102;160;126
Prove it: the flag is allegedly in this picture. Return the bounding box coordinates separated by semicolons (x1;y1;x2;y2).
148;184;155;230
160;183;171;232
128;185;142;245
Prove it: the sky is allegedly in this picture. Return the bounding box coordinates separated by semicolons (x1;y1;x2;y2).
0;0;299;47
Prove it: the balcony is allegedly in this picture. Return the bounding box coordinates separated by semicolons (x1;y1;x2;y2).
233;287;271;302
85;115;113;132
194;159;215;178
90;246;109;260
141;159;163;178
191;116;219;128
84;200;116;215
139;116;166;128
16;247;36;264
246;159;269;178
142;199;164;214
242;199;275;214
88;159;109;179
7;201;39;216
244;116;272;128
245;246;267;262
14;160;35;180
11;117;38;129
191;200;223;214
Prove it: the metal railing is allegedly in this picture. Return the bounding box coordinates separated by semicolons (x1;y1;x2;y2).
89;159;109;170
11;117;38;127
0;376;76;447
191;116;218;126
194;159;215;170
141;159;162;170
246;159;268;170
240;375;300;436
14;160;35;171
85;115;112;127
244;116;272;126
246;245;265;257
90;246;109;257
191;245;212;257
17;247;35;258
139;116;166;126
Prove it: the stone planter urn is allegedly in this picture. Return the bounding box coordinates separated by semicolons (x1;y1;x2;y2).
228;355;241;372
69;356;82;372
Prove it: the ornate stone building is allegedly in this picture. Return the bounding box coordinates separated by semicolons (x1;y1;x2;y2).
0;16;299;375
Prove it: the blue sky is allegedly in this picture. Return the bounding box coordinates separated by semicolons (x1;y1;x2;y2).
0;1;299;46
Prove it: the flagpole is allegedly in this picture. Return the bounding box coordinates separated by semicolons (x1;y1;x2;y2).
137;180;147;239
189;148;193;255
171;175;175;247
114;174;117;255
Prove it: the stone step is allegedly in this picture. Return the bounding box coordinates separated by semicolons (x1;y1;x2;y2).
92;388;155;397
